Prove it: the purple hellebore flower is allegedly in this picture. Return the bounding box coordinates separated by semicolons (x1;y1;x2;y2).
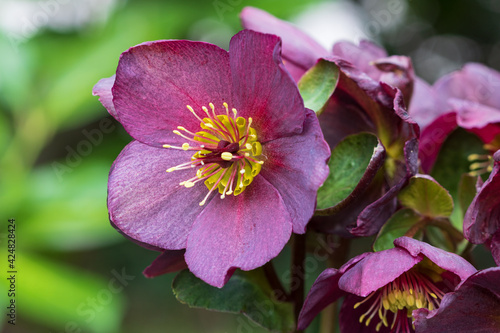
240;6;415;104
412;63;500;172
93;30;330;288
298;237;477;332
413;267;500;332
464;150;500;266
240;6;419;237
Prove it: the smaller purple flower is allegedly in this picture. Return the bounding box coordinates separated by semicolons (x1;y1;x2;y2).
298;237;476;332
464;150;500;266
413;63;500;172
413;267;500;332
240;6;415;103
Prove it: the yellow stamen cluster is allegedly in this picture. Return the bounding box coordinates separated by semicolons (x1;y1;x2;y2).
163;102;264;206
468;153;493;176
354;261;446;332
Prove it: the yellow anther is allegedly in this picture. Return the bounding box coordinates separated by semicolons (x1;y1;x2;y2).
166;167;177;172
388;292;396;304
163;144;171;148
245;143;252;150
406;294;415;307
178;126;186;131
232;108;237;117
221;152;233;161
430;292;437;299
173;130;181;135
182;143;190;150
184;181;195;188
382;298;390;310
199;199;207;206
415;297;424;309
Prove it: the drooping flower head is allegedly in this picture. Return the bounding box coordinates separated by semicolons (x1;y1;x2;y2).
93;30;330;287
241;7;419;237
298;237;476;332
240;6;415;104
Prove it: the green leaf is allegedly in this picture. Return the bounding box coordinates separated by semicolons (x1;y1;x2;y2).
18;253;125;332
373;208;422;251
316;133;380;210
298;59;339;114
397;176;454;218
431;129;487;229
173;269;294;332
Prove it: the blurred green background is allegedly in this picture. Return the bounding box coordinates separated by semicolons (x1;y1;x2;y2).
0;0;499;332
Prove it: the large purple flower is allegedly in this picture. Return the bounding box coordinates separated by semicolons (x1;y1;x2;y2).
93;30;330;288
413;267;500;332
298;237;476;332
464;150;500;266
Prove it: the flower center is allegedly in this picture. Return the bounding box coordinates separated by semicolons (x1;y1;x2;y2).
353;261;446;333
163;102;264;206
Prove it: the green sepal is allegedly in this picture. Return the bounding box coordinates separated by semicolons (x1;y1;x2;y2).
397;175;454;218
298;59;339;114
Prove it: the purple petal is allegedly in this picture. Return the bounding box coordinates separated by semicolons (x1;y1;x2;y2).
229;29;305;143
338;247;421;297
464;159;500;244
92;75;117;119
143;250;187;278
297;268;345;330
112;40;231;147
408;77;441;129
373;55;414;106
184;176;292;288
240;7;328;81
394;237;477;281
259;109;330;233
332;40;387;80
451;98;500;129
435;62;500;109
492;230;500;266
108;140;211;250
418;112;458;173
414;267;500;333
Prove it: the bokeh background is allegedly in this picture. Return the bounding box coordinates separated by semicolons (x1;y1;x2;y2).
1;0;499;332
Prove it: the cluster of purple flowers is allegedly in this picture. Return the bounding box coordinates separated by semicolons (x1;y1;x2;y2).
94;6;500;333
